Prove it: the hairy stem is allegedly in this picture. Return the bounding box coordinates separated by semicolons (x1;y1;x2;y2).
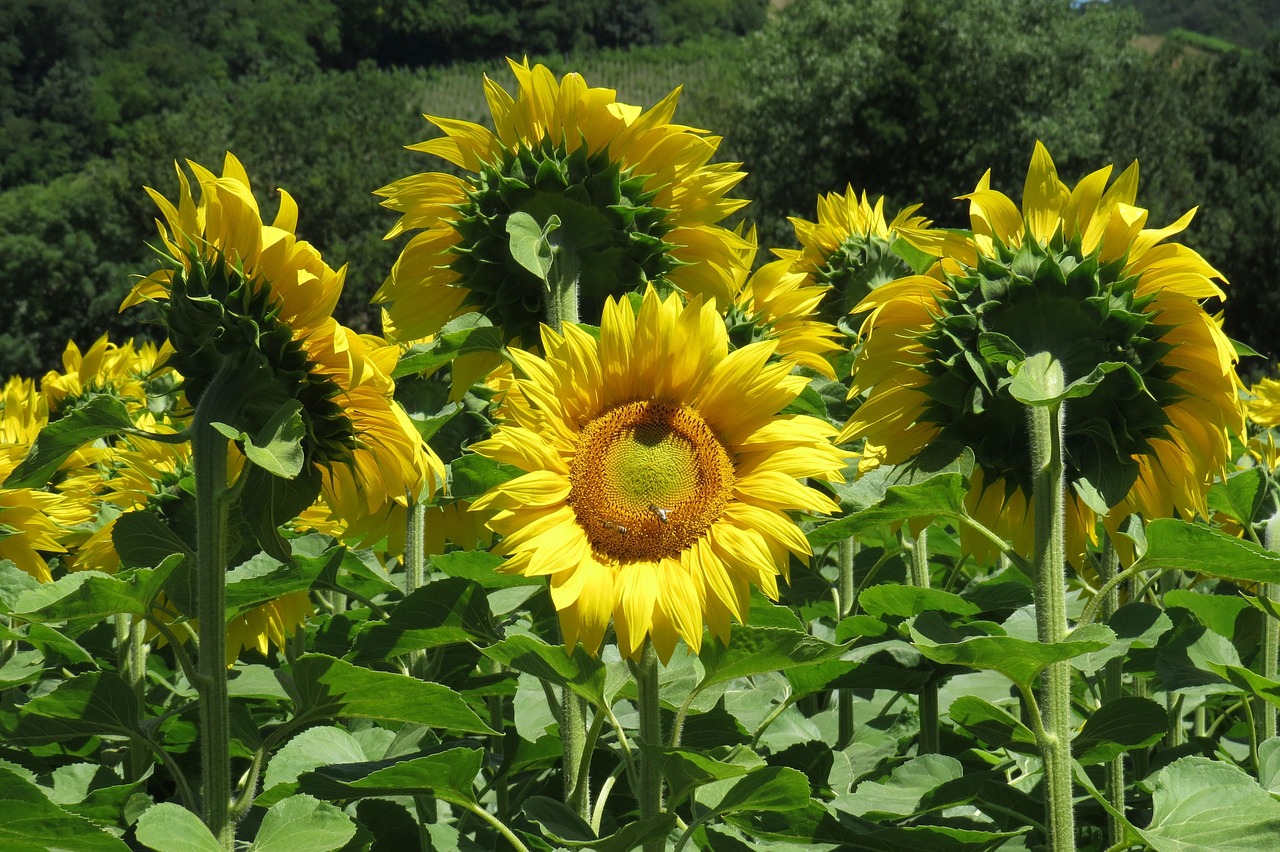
631;642;665;852
192;362;237;849
1099;537;1125;847
1028;394;1075;852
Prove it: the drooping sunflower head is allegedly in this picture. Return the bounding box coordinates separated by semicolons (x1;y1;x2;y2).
842;142;1244;561
126;155;440;517
375;59;751;346
471;288;847;663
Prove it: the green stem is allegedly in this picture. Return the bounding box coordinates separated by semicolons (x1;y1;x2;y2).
458;800;532;852
562;690;591;820
909;529;939;754
1099;537;1125;848
116;614;151;783
1027;395;1075;852
836;537;857;749
1262;518;1280;745
631;642;665;852
403;495;430;680
192;362;238;850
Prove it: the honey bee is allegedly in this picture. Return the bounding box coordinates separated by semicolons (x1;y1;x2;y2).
648;504;670;524
602;519;628;535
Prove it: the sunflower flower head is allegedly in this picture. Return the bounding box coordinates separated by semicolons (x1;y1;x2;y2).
40;335;172;420
471;288;847;663
375;59;751;347
776;186;943;331
1247;376;1280;430
125;154;441;523
842;142;1244;562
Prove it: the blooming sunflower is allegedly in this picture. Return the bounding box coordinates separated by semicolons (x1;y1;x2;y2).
470;288;847;663
124;154;442;522
375;58;751;348
841;143;1244;562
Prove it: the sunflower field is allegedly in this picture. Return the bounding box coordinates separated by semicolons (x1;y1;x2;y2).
5;46;1280;852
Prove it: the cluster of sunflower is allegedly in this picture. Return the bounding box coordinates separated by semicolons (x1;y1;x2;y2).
0;155;445;664
3;58;1256;671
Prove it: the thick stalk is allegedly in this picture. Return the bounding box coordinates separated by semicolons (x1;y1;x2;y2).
117;614;151;782
910;529;939;754
836;537;857;749
192;364;237;850
544;253;590;820
631;642;664;852
1262;518;1280;744
403;495;430;680
1099;538;1125;847
1028;397;1075;852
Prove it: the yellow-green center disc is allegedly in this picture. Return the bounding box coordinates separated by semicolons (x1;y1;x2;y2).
570;401;735;561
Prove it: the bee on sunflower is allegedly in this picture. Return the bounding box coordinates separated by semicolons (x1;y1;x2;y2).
470;288;848;664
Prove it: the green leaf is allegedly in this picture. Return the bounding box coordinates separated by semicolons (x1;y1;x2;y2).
858;585;979;619
839;754;964;818
135;802;222;852
1164;589;1250;639
1009;353;1133;408
947;696;1039;755
213;399;305;479
1202;662;1280;711
3;396;136;488
393;318;505;378
237;461;322;563
449;453;520;499
257;726;370;807
663;748;760;807
699;626;849;691
480;634;618;710
910;612;1114;690
430;549;540;589
0;560;41;609
1073;697;1167;764
249;794;356;852
1208;467;1266;527
224;546;337;622
285;654;495;734
706;765;811;817
0;650;43;689
353;579;499;663
4;672;140;742
809;473;969;547
520;797;675;851
1072;602;1172;672
1137;757;1280;851
112;512;193;570
0;767;130;851
1138;518;1280;584
507;211;560;282
297;749;482;808
11;559;181;631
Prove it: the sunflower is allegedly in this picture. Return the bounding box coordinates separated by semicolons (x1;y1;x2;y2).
125;154;442;520
840;142;1244;562
774;186;951;330
0;376;92;581
375;58;751;348
1247;376;1280;429
40;335;171;420
470;288;847;663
